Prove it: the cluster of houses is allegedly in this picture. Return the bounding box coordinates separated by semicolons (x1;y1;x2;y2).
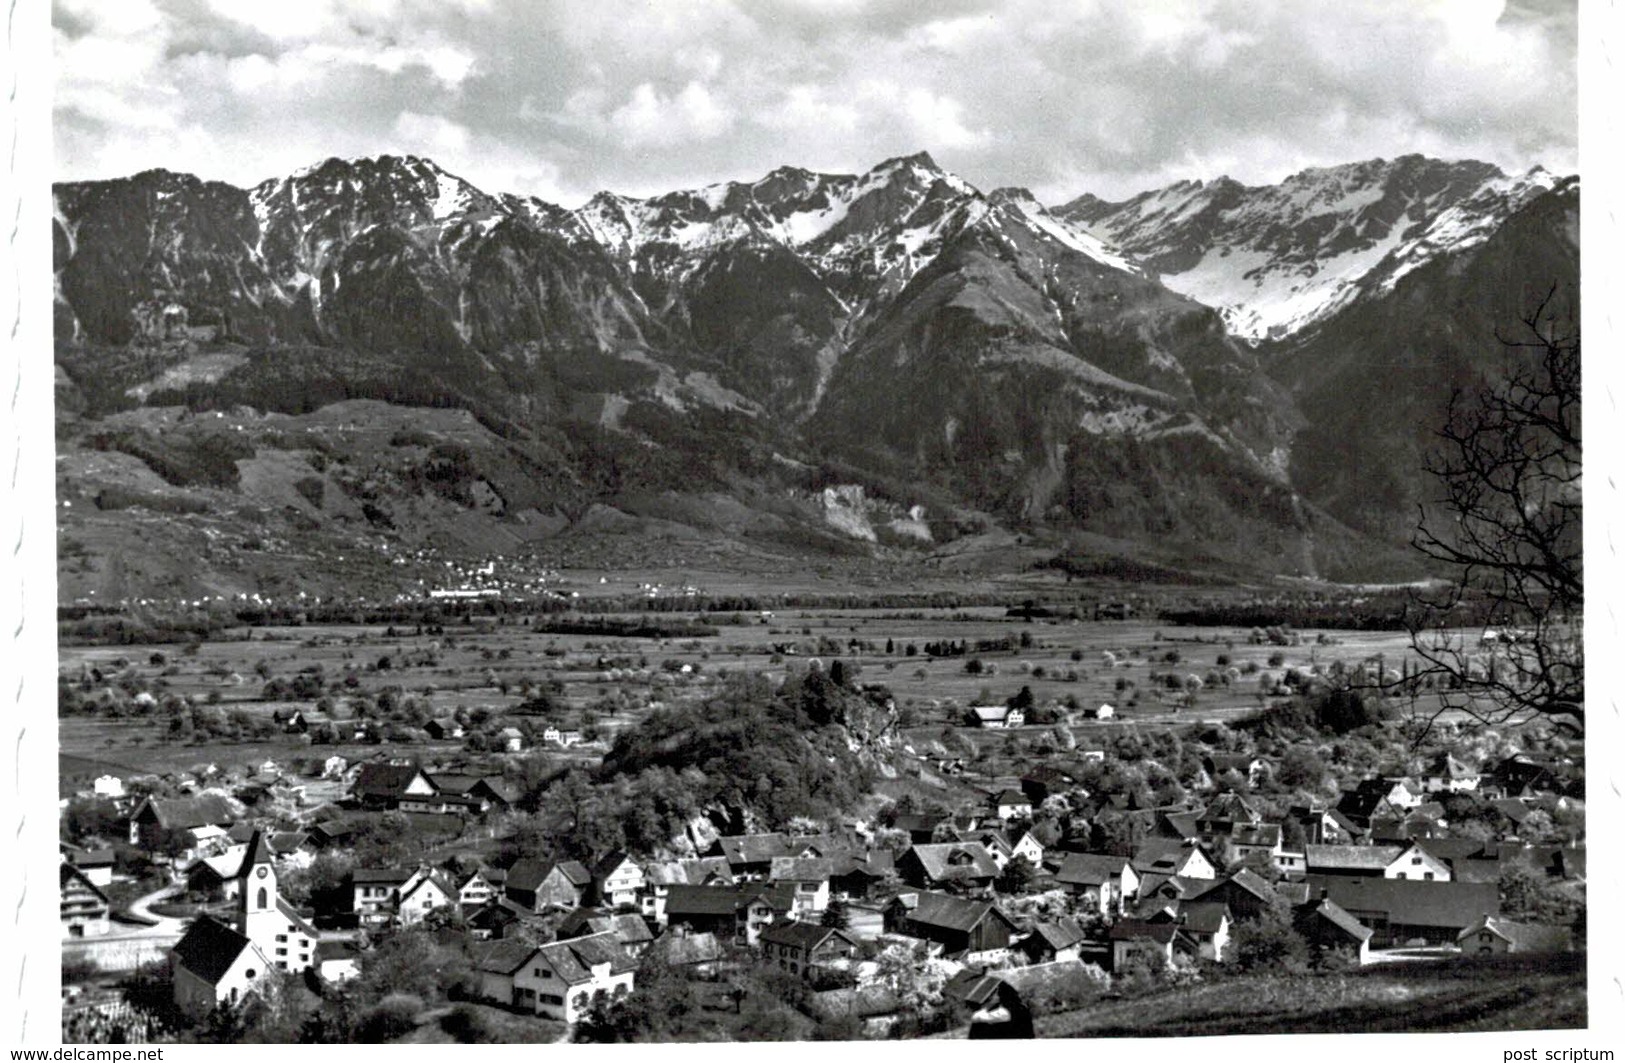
59;736;1583;1036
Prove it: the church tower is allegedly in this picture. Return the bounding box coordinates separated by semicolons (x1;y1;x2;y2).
238;829;280;947
236;829;317;974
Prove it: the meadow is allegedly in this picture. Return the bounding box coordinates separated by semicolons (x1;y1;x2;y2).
58;597;1447;791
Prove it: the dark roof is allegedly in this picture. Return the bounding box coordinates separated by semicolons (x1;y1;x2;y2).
240;830;275;875
1028;918;1088;951
903;890;1013;934
1109;919;1182;943
592;850;637;879
1187;868;1274;906
135;795;237;830
473;939;536;975
69;847;116;869
1206;753;1261;773
269;832;309;854
558;909;655;944
993;789;1030;805
1414;837;1492;861
904;842;1000;882
758;921;855;952
1131;839;1210;875
535;931;638;983
1055;853;1131;887
1305;844;1402;872
718;833;794;865
943;968;1005;1007
60;862;110;903
171;916;255;985
1157;810;1200;840
1335;790;1392;820
664;884;752;917
314;940;361;963
1298;898;1374;943
1305;876;1499;929
1489;798;1533;823
1460;915;1573;952
429;773;481;795
892;814;948;835
352;867;414;886
1230;823;1282;847
353;763;429;798
1176;901;1231;935
1201;792;1261;824
467;898;526;928
475;778;521;804
505;858;592;892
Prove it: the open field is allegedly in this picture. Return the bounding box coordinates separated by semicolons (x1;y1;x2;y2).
59;600;1458;787
1037;953;1586;1037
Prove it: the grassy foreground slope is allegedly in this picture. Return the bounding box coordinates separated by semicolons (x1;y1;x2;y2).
1039;954;1585;1038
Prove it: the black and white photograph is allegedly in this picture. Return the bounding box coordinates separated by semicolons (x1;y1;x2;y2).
6;0;1611;1048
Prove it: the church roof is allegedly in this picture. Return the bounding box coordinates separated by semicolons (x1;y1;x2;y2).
171;916;255;985
239;830;275;876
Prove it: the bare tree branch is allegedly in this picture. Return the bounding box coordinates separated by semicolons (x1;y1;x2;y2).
1405;290;1582;734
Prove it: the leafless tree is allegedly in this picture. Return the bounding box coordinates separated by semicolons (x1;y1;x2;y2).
1403;288;1581;739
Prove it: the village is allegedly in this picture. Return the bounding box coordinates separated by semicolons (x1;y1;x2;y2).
56;611;1587;1041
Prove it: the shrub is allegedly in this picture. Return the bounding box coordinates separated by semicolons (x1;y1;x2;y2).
358;993;424;1041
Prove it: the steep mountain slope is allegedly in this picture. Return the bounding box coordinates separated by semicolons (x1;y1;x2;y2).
1057;156;1561;342
50;151;1577;598
1266;176;1579;543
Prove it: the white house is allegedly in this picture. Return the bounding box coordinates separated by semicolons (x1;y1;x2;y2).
512;932;637;1023
1385;842;1453;882
592;851;647;910
92;775;125;798
969;705;1024;729
397;868;457;925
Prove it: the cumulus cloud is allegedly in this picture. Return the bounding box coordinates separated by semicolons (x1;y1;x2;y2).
53;0;1577;205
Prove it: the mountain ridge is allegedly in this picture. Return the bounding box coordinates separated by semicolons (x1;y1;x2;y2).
50;150;1577;599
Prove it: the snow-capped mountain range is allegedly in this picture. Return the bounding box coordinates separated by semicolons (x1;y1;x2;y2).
1057;155;1563;341
51;150;1578;582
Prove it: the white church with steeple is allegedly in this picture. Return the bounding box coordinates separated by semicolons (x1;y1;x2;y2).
170;830;318;1017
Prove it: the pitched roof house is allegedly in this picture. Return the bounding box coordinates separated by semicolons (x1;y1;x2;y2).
969;704;1025;729
169;916;273;1019
127;794;238;850
1304;876;1498;947
898;842;1000;890
1131;839;1218;880
1018;917;1091;964
505;858;593;913
1457;914;1574;955
1054;853;1139;917
884;890;1019;955
516;932;638;1023
758;921;860;977
351;763;436;810
60;862;112;939
1294;895;1374;965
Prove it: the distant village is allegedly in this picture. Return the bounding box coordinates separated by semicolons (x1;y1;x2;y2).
59;697;1585;1041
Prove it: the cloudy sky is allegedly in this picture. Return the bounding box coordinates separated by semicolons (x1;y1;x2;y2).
52;0;1578;206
